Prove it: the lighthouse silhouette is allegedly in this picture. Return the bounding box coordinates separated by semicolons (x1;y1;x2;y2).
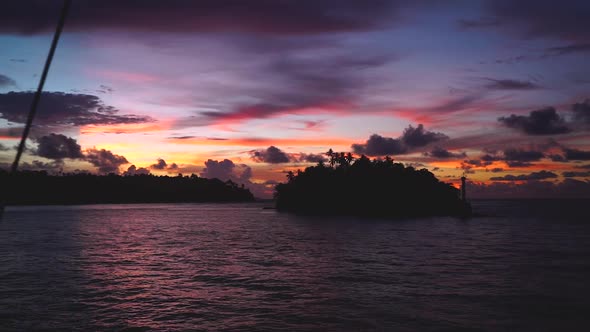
461;176;467;202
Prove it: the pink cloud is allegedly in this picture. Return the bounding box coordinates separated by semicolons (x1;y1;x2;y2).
201;102;353;126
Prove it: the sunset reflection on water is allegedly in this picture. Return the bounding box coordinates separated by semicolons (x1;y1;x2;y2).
1;202;589;331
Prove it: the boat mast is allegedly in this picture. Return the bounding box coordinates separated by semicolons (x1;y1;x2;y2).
0;0;71;220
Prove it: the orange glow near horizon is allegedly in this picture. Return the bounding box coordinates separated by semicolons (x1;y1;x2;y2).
167;136;356;148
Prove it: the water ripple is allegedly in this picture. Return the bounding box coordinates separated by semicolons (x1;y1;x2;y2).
1;201;589;331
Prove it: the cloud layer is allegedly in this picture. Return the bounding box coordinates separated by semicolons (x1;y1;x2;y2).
0;74;16;87
249;146;326;164
250;146;291;164
0;92;152;127
352;124;448;156
84;148;129;174
498;108;571;135
490;170;558;181
201;159;251;183
35;133;84;160
0;0;400;35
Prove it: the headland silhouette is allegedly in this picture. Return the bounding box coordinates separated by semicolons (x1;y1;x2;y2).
1;170;254;205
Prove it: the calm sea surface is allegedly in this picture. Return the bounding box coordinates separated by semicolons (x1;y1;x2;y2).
1;200;589;331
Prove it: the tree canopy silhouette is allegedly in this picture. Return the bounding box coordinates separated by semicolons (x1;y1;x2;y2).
1;170;254;205
275;151;470;218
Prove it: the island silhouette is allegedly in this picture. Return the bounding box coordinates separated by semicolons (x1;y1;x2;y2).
275;150;472;218
2;152;472;217
1;170;254;205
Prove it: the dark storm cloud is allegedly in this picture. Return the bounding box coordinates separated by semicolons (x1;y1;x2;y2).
564;148;590;161
481;154;502;163
490;170;558;181
563;171;590;178
84;148;129;174
352;134;407;156
248;147;326;164
538;145;590;162
503;161;532;168
401;124;448;148
478;0;590;42
498;107;571;135
250;146;291;164
461;159;487;168
200;159;235;180
200;159;252;182
35;133;84;160
352;124;447;156
488;148;543;168
483;78;539;90
0;0;401;35
150;158;167;170
198;159;275;197
0;74;16;87
123;165;151;176
0;92;153;127
503;148;544;162
239;165;252;181
298;153;327;163
149;158;179;171
425;147;466;159
572;99;590;124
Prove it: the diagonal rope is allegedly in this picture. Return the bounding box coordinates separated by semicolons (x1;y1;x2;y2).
0;0;71;220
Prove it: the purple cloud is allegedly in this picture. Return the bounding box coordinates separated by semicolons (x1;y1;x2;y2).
490;170;558;181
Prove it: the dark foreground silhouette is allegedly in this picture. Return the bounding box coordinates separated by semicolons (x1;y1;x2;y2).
275;151;471;218
1;170;254;205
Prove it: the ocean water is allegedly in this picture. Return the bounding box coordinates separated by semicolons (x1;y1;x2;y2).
1;200;589;331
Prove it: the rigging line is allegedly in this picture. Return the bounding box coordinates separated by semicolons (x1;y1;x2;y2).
0;0;71;220
11;0;71;172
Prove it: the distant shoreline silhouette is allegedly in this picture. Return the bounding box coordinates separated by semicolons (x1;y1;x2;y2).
275;150;472;218
1;170;254;205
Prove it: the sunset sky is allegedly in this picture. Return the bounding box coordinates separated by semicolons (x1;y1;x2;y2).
1;0;589;198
